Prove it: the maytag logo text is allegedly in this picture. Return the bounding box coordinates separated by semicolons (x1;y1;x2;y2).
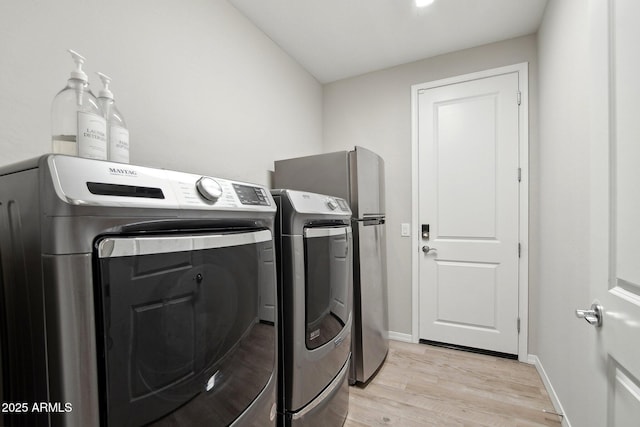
108;167;138;177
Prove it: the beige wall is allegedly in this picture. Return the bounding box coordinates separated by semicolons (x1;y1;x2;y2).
323;35;539;340
0;0;323;185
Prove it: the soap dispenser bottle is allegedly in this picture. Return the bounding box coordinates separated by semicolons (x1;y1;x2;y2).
96;72;129;163
51;49;107;159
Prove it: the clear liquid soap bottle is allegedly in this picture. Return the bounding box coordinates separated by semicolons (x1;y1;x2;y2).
51;49;107;159
96;72;129;163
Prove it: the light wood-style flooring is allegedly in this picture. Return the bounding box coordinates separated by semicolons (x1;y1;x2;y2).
344;340;562;427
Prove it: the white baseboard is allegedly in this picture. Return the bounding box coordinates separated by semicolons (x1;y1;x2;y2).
388;331;414;343
528;354;572;427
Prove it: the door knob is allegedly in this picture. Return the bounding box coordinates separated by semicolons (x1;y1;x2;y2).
575;302;603;327
422;245;437;254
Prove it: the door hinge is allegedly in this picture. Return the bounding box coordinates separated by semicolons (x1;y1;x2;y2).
518;243;521;258
518;167;522;182
517;91;522;105
517;317;521;333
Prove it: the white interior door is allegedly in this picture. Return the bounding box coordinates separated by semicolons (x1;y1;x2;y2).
417;71;521;355
589;1;640;424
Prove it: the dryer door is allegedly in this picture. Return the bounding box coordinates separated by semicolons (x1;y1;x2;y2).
94;229;276;427
303;226;352;350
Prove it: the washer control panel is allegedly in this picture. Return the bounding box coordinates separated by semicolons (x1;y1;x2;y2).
47;155;275;212
233;183;271;206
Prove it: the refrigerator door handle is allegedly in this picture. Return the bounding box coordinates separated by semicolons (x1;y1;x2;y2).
352;217;385;226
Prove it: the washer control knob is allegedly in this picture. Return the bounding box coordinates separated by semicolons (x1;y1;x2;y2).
326;198;339;211
196;177;223;203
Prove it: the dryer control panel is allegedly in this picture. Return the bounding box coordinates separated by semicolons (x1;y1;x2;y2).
280;189;351;216
47;155;275;212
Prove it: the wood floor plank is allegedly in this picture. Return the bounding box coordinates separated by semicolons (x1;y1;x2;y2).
344;341;562;427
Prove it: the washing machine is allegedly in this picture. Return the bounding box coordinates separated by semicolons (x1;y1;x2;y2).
0;154;278;427
271;189;352;427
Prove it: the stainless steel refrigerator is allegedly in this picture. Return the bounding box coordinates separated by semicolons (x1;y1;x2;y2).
274;146;388;384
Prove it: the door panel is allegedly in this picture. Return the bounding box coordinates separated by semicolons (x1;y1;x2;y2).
418;72;520;355
436;261;498;329
437;95;498;239
590;0;640;424
614;0;640;290
612;366;640;426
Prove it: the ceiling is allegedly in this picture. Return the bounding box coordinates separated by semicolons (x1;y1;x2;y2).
228;0;548;83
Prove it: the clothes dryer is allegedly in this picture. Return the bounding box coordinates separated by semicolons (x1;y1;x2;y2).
271;190;352;427
0;154;278;427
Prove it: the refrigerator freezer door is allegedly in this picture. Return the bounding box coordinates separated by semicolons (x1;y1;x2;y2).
350;146;385;217
274;151;350;201
353;221;389;382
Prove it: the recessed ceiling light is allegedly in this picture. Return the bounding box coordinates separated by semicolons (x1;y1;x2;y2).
415;0;435;7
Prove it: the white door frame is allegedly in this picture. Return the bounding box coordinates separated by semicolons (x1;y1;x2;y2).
410;63;530;362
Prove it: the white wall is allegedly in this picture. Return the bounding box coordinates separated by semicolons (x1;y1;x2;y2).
0;0;323;186
536;0;606;425
323;35;539;338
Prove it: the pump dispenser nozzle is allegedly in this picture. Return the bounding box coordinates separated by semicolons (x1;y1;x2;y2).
68;49;88;82
96;72;114;99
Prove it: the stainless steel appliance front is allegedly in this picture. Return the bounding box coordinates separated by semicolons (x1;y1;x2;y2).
0;155;278;427
95;230;275;427
274;146;389;384
272;190;353;427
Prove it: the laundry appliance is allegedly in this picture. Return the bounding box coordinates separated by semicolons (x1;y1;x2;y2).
0;154;278;427
274;146;388;384
271;189;352;427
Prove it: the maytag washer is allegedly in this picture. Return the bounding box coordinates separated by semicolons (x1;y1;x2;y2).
0;154;278;427
271;189;352;427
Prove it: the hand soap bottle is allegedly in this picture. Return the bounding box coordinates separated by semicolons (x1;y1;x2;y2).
96;72;130;163
51;49;107;159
